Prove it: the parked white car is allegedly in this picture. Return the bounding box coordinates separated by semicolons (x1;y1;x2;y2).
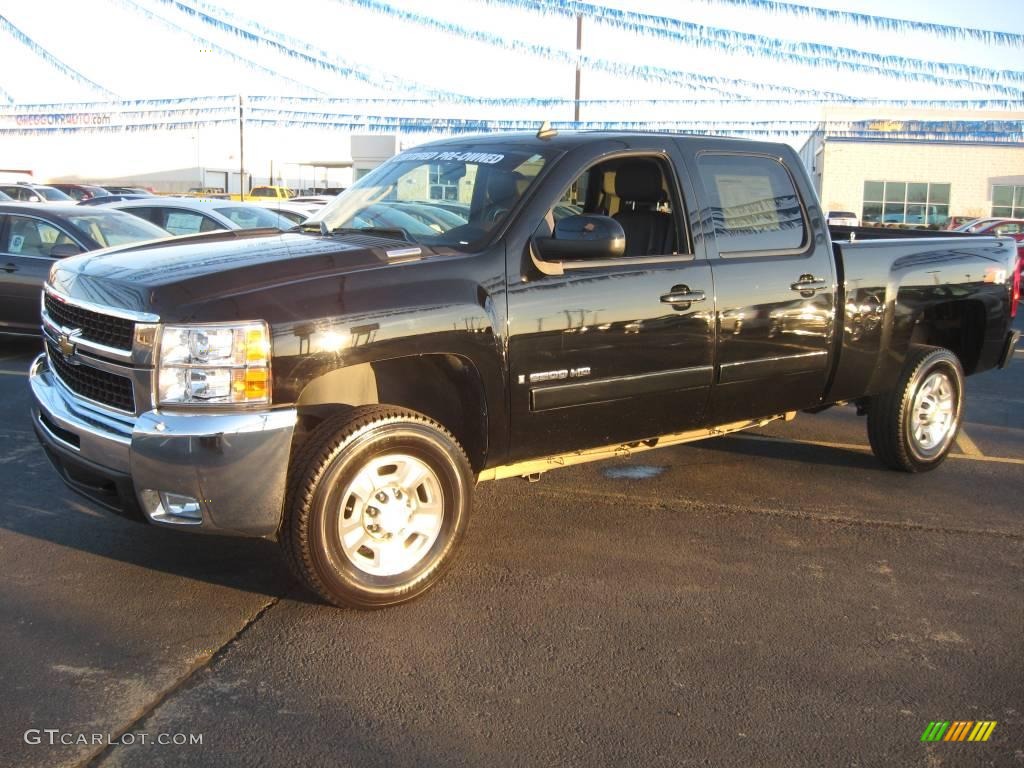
827;210;859;227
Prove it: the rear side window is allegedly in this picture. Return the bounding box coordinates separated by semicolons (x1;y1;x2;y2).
162;209;223;235
697;154;807;255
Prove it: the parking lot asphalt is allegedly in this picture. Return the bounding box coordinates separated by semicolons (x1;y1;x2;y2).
1;332;1021;768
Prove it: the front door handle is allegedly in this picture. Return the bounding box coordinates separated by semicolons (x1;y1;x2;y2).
790;275;827;294
1;262;16;273
661;287;706;304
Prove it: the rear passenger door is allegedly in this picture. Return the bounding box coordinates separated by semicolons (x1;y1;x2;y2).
689;149;837;422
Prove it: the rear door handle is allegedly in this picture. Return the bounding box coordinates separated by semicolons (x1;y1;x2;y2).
790;275;827;293
661;288;706;304
1;262;16;273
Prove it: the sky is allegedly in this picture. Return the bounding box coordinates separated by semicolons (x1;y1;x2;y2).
0;0;1021;180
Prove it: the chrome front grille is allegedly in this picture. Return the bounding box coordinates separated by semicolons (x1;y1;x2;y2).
46;339;136;413
44;292;136;351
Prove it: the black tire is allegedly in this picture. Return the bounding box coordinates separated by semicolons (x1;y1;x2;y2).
281;406;473;609
867;346;964;473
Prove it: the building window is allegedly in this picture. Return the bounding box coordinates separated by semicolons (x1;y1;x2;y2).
428;164;459;201
992;185;1024;218
862;181;950;227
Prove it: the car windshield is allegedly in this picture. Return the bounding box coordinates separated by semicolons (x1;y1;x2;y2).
66;210;169;248
306;145;555;251
40;187;73;201
213;206;291;229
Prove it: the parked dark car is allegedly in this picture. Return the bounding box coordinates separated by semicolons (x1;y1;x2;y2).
0;203;168;337
48;183;110;201
27;131;1020;609
102;186;154;196
78;193;151;206
0;184;74;203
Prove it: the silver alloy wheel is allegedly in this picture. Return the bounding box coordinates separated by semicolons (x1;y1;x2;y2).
910;370;956;453
335;453;445;577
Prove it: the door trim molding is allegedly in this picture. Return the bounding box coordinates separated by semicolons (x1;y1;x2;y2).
718;350;827;384
530;365;713;411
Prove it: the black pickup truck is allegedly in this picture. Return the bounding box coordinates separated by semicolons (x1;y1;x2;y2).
29;131;1020;608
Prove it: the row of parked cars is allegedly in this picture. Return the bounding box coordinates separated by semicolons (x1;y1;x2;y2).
0;184;490;338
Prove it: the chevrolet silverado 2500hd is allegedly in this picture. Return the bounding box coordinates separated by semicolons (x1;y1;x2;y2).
29;131;1020;608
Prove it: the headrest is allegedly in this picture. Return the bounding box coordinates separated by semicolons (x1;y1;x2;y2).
614;161;664;204
486;171;522;203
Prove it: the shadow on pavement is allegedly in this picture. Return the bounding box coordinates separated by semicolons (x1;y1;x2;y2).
702;434;884;470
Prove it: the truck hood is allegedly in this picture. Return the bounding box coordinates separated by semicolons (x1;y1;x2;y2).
48;229;429;320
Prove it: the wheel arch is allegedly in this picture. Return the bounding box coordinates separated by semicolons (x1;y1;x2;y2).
908;298;987;374
294;354;489;471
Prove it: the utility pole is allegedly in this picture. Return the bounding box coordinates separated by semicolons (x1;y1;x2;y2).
574;13;582;124
238;94;245;198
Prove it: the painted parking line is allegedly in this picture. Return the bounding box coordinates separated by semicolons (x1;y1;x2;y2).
733;433;1024;466
0;369;28;376
955;429;984;457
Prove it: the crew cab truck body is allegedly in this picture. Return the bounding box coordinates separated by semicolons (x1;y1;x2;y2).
29;132;1020;608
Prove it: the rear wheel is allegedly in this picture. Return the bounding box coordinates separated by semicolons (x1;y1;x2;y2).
281;406;473;608
867;346;964;473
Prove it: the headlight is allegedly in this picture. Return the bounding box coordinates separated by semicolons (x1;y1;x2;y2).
158;322;271;406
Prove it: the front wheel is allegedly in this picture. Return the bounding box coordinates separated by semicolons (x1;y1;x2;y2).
867;346;964;473
281;406;473;608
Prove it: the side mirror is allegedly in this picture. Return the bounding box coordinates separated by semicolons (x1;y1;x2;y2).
534;214;626;265
50;243;83;258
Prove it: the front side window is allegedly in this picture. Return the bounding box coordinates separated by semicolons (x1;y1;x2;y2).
992;185;1024;218
863;181;950;227
5;215;72;257
308;145;556;251
697;154;806;254
540;155;686;258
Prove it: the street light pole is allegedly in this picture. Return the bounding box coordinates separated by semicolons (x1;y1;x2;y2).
574;13;582;124
238;94;245;198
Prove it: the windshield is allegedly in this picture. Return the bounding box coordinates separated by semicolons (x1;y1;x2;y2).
306;146;554;250
40;187;73;201
67;210;169;247
213;206;291;229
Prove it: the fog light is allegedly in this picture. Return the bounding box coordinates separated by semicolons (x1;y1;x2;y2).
140;489;204;525
160;492;202;520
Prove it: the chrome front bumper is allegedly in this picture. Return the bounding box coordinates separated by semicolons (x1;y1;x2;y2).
29;354;297;537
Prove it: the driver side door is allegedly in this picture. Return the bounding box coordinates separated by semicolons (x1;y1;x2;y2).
505;142;716;461
0;214;84;335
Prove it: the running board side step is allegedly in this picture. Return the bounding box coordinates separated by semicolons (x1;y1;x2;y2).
477;412;795;483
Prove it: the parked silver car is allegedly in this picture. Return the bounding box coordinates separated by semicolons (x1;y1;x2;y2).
0;184;74;204
109;198;292;235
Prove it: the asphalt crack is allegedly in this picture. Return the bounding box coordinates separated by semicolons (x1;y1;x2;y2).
81;596;282;768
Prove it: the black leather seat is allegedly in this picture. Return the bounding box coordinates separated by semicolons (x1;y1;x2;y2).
481;170;523;224
612;161;673;257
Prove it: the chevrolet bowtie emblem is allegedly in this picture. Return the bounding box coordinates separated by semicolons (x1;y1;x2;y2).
57;330;81;359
